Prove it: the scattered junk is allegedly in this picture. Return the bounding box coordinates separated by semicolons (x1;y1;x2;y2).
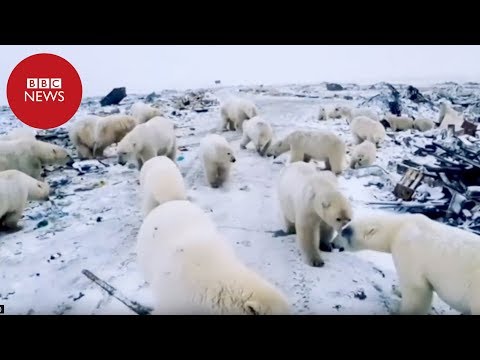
100;87;127;106
172;90;219;112
81;269;153;315
368;123;480;234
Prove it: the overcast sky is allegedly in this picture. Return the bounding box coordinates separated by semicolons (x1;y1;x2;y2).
1;45;479;106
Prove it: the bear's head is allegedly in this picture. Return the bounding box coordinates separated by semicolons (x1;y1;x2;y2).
312;189;352;232
242;284;290;315
52;146;74;167
265;139;289;158
218;144;236;164
29;180;51;201
331;105;349;119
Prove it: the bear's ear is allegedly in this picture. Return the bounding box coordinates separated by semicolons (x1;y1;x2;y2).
244;300;261;315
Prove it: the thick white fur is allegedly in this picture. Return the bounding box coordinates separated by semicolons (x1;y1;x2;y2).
117;116;176;170
0;139;73;180
92;114;137;157
332;211;480;315
266;130;346;175
438;103;464;131
350;140;376;169
385;114;414;131
277;162;352;267
331;105;380;122
220;97;258;132
129;102;163;124
0;170;50;229
413;118;435;132
350;116;386;147
240;116;273;156
0;127;36;141
199;134;236;188
139;156;187;217
136;200;290;315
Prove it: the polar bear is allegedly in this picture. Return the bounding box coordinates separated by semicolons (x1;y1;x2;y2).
68;115;101;159
136;200;290;315
0;127;37;141
139;156;187;217
92;114;137;157
0;139;73;180
220;97;258;132
266;130;346;175
331;105;380;123
350;116;386;147
438;102;464;131
129;102;163;124
199;134;236;188
277;162;352;267
413;118;435;132
332;211;480;315
117;116;176;170
318;106;327;121
384;114;414;131
350;140;376;169
0;169;50;230
240;116;273;156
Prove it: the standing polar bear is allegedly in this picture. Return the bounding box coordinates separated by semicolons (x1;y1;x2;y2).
266;130;346;175
438;102;464;131
117;116;176;170
413;118;435;132
139;156;187;217
129;102;163;124
240;116;273;156
69;114;136;159
350;116;386;147
349;140;377;169
220;97;258;132
332;211;480;315
199;134;236;188
136;200;290;315
0;170;50;230
0;139;73;180
331;105;380;122
384;114;414;131
277;162;352;267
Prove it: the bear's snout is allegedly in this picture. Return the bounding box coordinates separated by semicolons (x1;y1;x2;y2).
66;156;75;167
231;157;236;163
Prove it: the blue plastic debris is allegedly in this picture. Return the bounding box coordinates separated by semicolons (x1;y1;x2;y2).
177;155;185;161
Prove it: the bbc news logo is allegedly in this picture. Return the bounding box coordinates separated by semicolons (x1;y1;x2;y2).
25;78;65;102
7;53;82;130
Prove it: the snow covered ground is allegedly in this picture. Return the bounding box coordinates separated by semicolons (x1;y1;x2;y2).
0;82;464;315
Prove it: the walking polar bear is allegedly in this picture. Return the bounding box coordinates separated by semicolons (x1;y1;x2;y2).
0;139;73;180
266;130;346;175
384;114;414;131
199;134;236;188
240;116;273;156
331;105;380;122
139;156;187;217
136;200;290;315
0;170;50;230
332;211;480;315
350;116;386;147
220;97;258;132
277;162;352;267
117;116;176;170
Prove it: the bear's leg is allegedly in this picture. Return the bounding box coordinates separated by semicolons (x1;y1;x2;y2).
205;163;220;188
166;145;177;162
303;154;312;162
77;144;93;159
3;210;23;230
139;148;156;169
282;214;296;234
319;220;334;252
289;147;304;163
258;140;271;157
398;284;433;315
220;109;230;131
326;153;344;175
296;220;324;267
240;133;251;150
352;134;363;145
215;165;229;187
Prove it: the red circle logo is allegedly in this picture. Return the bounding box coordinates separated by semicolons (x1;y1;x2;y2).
6;53;82;130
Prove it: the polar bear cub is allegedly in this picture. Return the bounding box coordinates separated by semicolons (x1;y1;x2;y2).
267;130;346;175
199;134;236;188
0;170;50;230
350;116;386;147
139;156;187;217
136;200;290;315
350;140;377;169
220;97;258;132
240;116;273;156
277;162;352;267
117;116;176;170
0;139;73;180
333;211;480;315
129;102;163;124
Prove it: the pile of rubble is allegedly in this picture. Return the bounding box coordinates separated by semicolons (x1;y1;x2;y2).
370;124;480;234
172;90;219;113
